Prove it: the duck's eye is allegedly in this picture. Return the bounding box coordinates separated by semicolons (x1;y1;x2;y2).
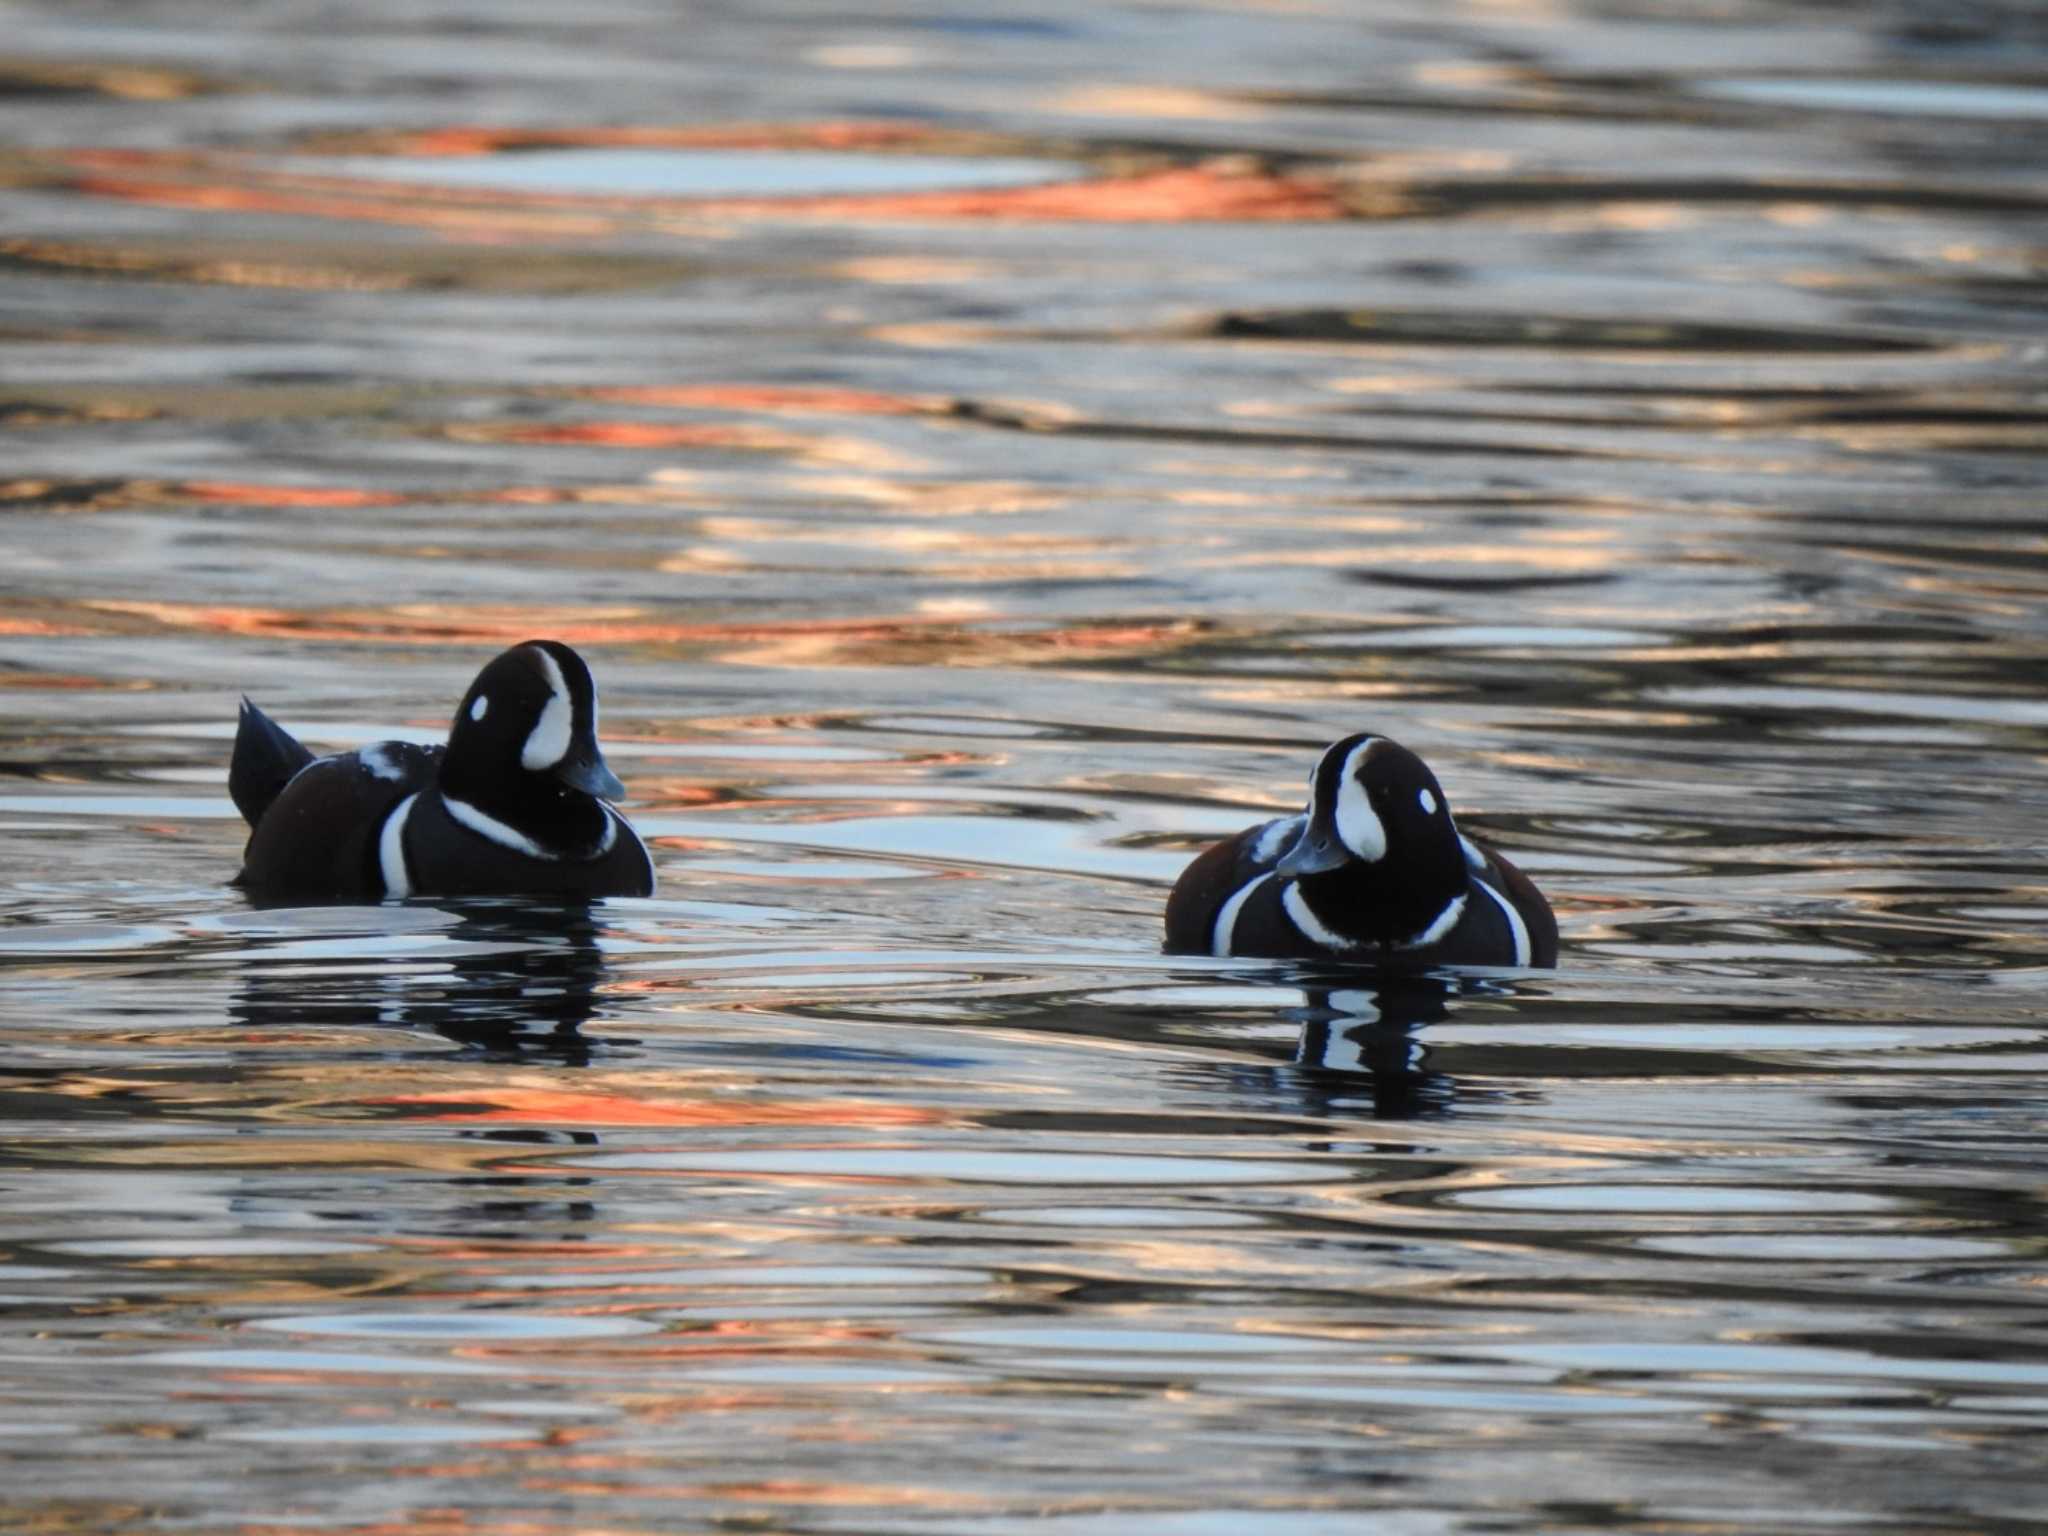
470;695;489;723
1418;787;1437;815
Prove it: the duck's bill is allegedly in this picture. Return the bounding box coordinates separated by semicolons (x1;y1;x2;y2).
1275;821;1348;878
553;750;627;801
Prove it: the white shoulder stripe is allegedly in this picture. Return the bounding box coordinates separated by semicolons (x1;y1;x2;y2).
1403;891;1467;949
1458;833;1488;874
1282;882;1360;952
442;794;556;860
1474;878;1533;966
378;793;419;898
1211;872;1274;958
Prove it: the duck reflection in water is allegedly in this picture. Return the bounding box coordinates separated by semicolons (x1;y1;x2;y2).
1281;973;1463;1119
230;898;616;1065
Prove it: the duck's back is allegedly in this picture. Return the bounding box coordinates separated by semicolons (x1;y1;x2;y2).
236;743;440;903
1164;814;1304;956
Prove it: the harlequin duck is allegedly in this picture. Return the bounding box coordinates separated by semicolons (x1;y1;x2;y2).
230;640;655;903
1164;733;1556;968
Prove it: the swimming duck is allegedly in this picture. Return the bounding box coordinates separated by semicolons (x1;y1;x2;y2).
1165;733;1555;967
231;639;655;902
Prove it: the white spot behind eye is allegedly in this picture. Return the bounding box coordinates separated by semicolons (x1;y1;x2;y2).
470;695;489;723
520;649;573;771
1419;787;1438;816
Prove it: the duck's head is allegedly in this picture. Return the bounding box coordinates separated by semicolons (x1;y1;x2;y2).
443;640;625;803
1275;733;1468;946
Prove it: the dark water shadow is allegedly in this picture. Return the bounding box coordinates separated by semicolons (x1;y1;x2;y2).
229;898;614;1064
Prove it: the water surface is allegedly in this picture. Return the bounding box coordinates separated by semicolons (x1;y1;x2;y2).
2;1;2046;1532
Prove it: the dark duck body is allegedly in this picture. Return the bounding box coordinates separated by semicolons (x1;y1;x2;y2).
1165;733;1555;968
231;640;656;903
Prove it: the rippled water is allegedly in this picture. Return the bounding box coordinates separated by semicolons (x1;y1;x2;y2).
4;1;2047;1531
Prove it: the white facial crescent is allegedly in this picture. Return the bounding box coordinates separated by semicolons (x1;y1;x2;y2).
520;647;573;771
1332;739;1386;862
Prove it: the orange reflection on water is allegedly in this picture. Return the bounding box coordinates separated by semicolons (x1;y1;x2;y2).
0;236;412;293
516;1477;986;1514
667;163;1347;224
795;476;1068;517
581;384;938;417
64;143;1349;231
64;156;618;241
0;618;100;638
446;421;924;471
709;617;1203;670
180;480;406;507
60;598;1207;668
1052;84;1266;121
0;671;144;690
452;421;808;451
630;782;749;811
379;1086;945;1129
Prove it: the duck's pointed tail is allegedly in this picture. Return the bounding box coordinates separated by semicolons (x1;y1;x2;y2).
229;697;315;828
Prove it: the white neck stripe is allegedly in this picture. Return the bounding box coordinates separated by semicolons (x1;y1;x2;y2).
1211;872;1273;957
378;793;418;898
442;794;557;860
1283;881;1361;952
1474;878;1533;966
